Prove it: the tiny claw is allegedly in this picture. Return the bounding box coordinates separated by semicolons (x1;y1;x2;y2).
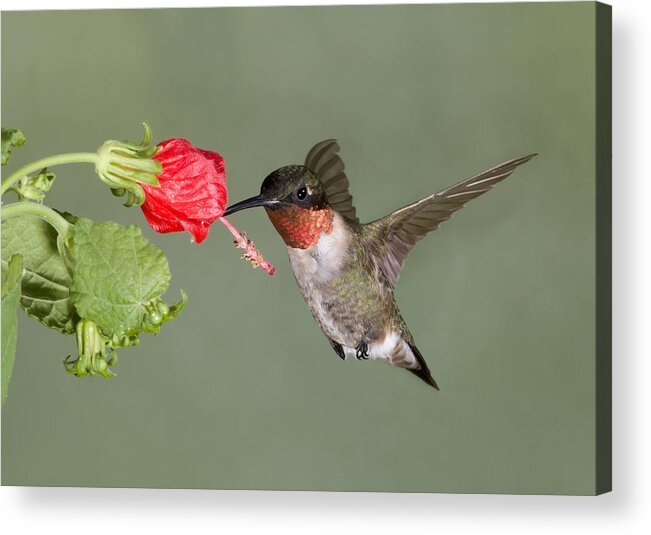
355;341;370;360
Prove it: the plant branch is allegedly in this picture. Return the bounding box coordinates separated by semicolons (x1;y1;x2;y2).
1;152;98;195
2;202;74;239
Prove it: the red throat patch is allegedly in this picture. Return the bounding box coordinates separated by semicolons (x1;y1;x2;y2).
266;205;334;249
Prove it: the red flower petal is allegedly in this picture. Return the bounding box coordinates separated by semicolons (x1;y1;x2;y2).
140;138;227;243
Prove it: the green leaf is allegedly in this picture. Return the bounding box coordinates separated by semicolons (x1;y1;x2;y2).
70;218;171;338
1;127;26;166
1;215;77;333
2;254;23;404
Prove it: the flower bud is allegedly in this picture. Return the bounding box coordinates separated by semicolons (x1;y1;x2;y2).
11;168;55;202
95;123;162;207
156;301;170;317
95;356;108;375
64;319;115;378
148;310;162;326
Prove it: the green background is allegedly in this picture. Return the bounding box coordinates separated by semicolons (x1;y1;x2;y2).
1;3;598;494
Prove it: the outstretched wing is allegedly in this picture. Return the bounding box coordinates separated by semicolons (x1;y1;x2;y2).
305;139;359;223
371;154;537;286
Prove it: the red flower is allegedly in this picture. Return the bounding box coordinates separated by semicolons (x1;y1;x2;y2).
140;138;227;244
139;136;275;275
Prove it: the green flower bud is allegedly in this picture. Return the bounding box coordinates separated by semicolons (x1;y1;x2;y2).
11;168;55;202
64;319;116;379
109;333;139;348
95;122;162;207
95;357;107;374
156;301;170;317
148;310;162;325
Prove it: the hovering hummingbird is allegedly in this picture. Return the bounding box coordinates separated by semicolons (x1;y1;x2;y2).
224;140;535;389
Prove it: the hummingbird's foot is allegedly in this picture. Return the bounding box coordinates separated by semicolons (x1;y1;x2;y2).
355;341;370;360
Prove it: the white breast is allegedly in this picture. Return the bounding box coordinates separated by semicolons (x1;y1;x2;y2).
285;213;354;342
286;214;418;369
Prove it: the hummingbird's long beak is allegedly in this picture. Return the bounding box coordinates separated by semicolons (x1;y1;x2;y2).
223;195;277;216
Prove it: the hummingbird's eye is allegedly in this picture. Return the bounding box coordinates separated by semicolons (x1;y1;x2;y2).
296;186;308;201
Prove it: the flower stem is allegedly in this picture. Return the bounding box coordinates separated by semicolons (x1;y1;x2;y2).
219;217;276;276
2;202;74;239
1;152;98;195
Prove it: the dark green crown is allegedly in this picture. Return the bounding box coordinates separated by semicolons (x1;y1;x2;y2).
260;165;327;210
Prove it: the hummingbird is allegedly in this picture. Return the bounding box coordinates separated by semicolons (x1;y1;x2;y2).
224;140;535;389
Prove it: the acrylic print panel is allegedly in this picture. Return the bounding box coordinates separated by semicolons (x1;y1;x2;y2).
1;2;611;495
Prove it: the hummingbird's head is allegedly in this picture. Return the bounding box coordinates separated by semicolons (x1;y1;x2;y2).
224;165;326;214
224;164;335;249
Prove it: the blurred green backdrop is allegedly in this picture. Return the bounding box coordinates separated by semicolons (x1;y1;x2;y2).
1;3;597;494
